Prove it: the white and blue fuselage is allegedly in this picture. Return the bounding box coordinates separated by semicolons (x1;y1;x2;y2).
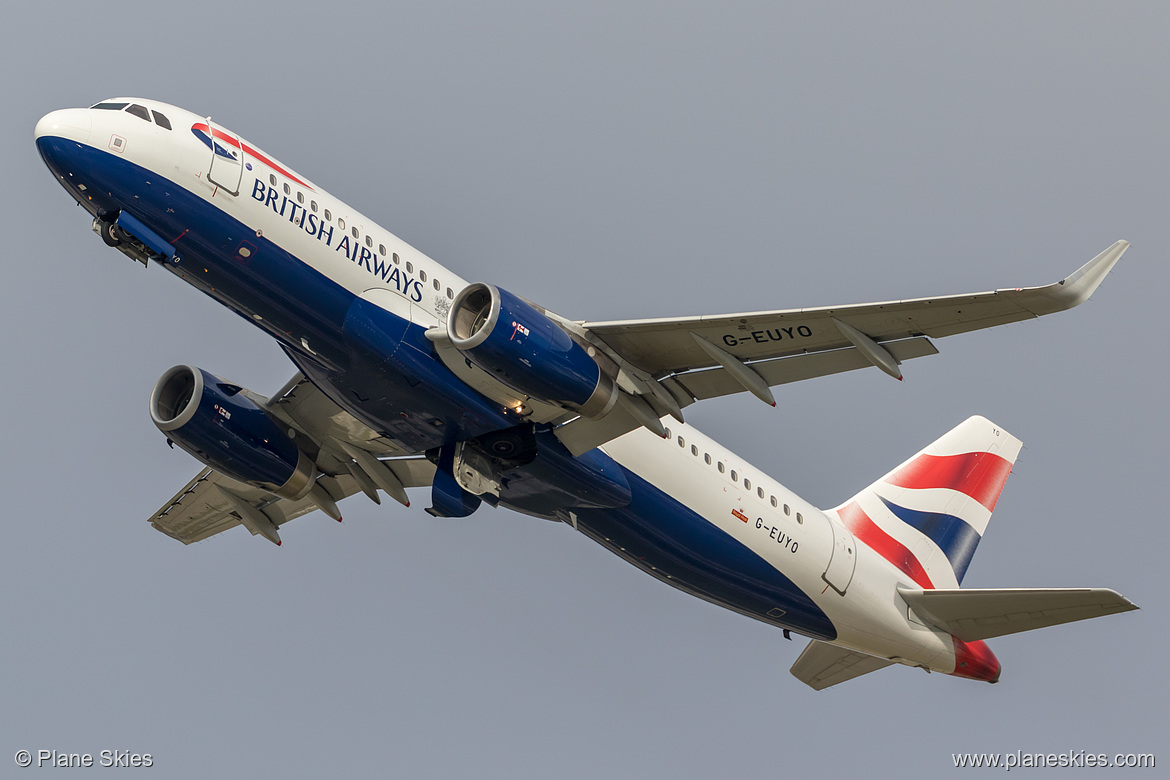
35;99;1005;683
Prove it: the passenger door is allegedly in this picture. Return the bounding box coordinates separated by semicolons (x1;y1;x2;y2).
205;118;243;196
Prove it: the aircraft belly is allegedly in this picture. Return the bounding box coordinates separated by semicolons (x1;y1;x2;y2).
572;468;837;641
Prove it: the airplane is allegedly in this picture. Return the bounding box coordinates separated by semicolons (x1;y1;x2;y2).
34;98;1137;690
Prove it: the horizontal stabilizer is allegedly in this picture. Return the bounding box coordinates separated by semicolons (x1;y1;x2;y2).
790;640;893;690
899;587;1138;641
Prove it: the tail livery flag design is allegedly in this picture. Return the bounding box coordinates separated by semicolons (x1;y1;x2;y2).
835;416;1021;590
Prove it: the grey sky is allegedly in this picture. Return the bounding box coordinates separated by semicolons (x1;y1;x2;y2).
3;2;1165;777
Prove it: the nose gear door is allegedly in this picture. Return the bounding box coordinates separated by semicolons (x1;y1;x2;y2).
205;118;243;196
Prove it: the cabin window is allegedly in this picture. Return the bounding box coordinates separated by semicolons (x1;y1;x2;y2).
151;111;172;130
757;487;765;499
770;496;777;508
311;200;318;212
704;453;711;465
297;191;305;204
797;513;804;524
730;470;738;481
420;270;428;282
406;262;414;273
744;478;751;490
691;445;698;456
434;279;441;291
270;174;277;186
365;235;373;248
393;253;400;265
717;462;725;473
325;209;332;221
664;428;672;439
784;504;791;516
351;226;359;239
338;218;345;229
677;436;684;447
446;288;454;299
126;104;151;122
283;183;290;196
379;244;387;256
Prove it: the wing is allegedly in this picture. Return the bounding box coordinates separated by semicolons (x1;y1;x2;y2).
149;373;436;545
790;640;894;690
555;241;1127;455
583;241;1126;377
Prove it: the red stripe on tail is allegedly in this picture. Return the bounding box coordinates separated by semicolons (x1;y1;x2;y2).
886;452;1013;511
836;502;934;589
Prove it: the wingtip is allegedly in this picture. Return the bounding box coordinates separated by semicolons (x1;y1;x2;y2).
1018;240;1128;314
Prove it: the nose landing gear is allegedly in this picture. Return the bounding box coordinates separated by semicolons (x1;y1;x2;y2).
92;213;179;268
95;218;129;248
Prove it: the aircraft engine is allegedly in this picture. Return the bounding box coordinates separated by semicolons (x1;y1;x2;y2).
149;365;316;499
446;283;616;417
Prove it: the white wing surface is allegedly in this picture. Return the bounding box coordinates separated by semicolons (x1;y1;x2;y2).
581;241;1126;377
555;241;1127;455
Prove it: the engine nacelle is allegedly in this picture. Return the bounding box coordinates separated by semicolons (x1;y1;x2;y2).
149;365;316;499
447;284;616;417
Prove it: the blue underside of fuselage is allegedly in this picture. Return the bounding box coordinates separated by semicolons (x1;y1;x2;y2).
574;469;835;640
36;134;835;641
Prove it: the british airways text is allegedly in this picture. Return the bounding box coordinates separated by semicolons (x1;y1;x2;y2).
250;180;423;301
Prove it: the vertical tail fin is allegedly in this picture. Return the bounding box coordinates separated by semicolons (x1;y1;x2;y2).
832;416;1023;588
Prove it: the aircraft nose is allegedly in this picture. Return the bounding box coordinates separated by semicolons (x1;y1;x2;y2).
35;108;91;144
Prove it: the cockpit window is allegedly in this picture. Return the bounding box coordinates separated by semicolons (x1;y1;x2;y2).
125;104;151;122
151;111;172;130
91;102;129;110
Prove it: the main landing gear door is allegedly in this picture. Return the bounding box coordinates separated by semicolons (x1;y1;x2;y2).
822;514;857;596
205;118;243;197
